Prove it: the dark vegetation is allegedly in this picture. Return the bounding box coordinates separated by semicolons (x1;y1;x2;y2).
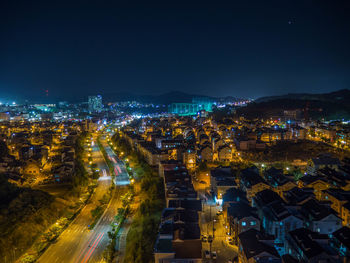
0;132;90;262
112;132;165;263
242;140;350;162
237;89;350;120
0;175;60;262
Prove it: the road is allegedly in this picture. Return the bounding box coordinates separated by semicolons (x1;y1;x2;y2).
200;197;237;263
38;135;130;263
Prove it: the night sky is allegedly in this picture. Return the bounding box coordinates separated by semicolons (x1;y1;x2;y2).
1;1;350;101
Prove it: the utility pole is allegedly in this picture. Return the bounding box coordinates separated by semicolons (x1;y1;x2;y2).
209;205;212;254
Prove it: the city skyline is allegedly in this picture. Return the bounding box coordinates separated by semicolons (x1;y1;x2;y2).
1;2;350;263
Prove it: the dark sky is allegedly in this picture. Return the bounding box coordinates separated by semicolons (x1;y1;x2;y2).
1;0;350;101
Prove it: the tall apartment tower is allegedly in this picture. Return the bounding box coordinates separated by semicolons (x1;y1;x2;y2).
88;95;103;112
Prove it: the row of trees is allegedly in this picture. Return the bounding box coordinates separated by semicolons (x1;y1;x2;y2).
12;131;93;263
112;132;165;263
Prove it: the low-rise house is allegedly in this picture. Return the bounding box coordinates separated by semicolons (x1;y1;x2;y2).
198;145;213;162
300;199;342;235
234;137;256;151
253;189;303;247
159;161;187;178
212;137;225;152
240;167;270;201
282;187;315;206
227;202;260;245
318;167;350;191
210;166;237;203
139;142;169;166
287;228;339;263
154;208;202;263
217;145;232;162
298;175;329;199
238;229;280;263
168;199;202;212
182;150;196;170
264;168;296;197
222;188;249;221
307;155;341;175
320;188;350;216
331;226;350;259
165;183;198;207
52;163;74;182
342;202;350;227
22;159;41;176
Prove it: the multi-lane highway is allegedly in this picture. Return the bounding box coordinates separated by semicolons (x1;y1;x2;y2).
38;134;130;263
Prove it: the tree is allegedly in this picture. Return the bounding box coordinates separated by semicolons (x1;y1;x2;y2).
20;254;36;263
0;141;9;158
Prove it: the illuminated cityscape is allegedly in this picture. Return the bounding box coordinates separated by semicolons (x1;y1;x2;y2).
1;2;350;263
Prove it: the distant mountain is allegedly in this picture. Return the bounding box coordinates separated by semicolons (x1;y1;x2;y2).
101;91;240;105
256;89;350;105
237;89;350;120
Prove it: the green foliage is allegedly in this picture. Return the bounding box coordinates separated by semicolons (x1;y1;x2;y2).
110;131;165;262
0;174;20;207
99;193;110;205
20;254;36;263
0;141;9;158
292;167;304;181
1;131;93;262
91;206;103;218
197;161;208;172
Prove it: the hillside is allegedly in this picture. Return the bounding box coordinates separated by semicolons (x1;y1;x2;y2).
237;89;350;120
256;89;350;105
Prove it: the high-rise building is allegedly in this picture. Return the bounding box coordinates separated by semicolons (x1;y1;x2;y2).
88;95;103;112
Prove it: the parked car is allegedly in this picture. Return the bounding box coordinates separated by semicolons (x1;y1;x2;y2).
212;251;217;259
204;250;211;259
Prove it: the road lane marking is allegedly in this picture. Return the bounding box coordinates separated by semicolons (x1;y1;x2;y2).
74;232;99;263
82;233;104;263
80;232;103;263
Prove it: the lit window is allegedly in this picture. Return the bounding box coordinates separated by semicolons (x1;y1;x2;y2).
242;221;246;226
250;221;256;226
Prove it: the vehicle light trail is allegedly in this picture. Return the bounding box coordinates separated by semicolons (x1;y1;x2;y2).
73;232;97;263
81;232;104;263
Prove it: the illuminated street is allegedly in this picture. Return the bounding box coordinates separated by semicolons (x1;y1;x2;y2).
38;135;128;263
